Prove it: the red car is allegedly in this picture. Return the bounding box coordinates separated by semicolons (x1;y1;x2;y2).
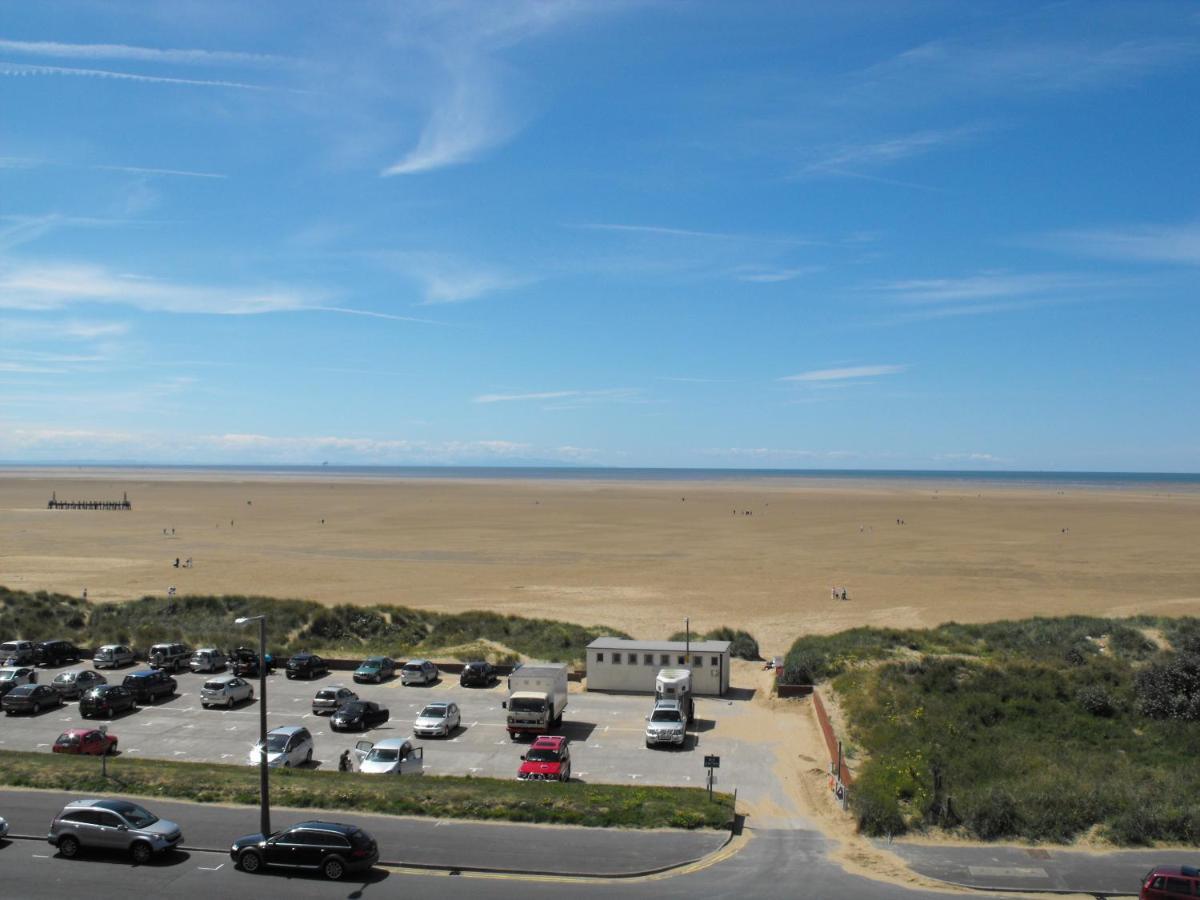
517;735;571;782
53;728;118;756
1142;866;1200;899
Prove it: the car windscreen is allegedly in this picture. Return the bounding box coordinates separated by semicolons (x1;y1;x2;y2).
419;706;446;718
56;733;80;744
402;663;422;672
361;659;382;667
7;685;34;697
54;673;73;683
203;681;228;691
0;644;17;653
366;748;400;762
104;802;157;828
526;748;560;762
0;671;15;681
510;697;545;713
339;702;366;714
316;690;339;699
651;709;682;722
265;734;289;751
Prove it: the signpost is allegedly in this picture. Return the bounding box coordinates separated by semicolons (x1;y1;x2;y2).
704;754;720;799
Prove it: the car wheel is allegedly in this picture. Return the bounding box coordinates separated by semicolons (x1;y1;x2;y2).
32;702;40;714
239;849;263;873
322;857;346;880
305;748;313;764
57;835;81;859
130;841;153;865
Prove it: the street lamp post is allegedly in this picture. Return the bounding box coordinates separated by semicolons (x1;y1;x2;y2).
235;614;270;836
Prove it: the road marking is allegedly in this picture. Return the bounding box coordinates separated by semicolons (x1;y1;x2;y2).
126;748;141;753
468;767;482;774
36;743;48;748
32;854;49;859
221;754;233;759
197;863;225;872
173;750;186;756
628;774;642;780
226;726;238;732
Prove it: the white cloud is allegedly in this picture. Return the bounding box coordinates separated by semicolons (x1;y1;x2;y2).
0;318;131;340
1043;223;1200;266
737;266;821;283
0;61;281;91
780;365;907;383
0;39;289;67
800;126;981;176
474;388;641;405
374;252;529;304
92;164;227;179
874;272;1103;305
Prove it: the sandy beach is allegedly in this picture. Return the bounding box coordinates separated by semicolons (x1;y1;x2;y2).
3;470;1199;653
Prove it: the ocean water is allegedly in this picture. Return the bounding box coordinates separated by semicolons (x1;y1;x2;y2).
11;464;1200;491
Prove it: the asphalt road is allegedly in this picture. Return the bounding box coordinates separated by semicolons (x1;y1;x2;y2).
0;664;754;792
0;789;725;877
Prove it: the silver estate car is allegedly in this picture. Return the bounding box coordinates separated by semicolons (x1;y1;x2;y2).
312;685;357;715
48;798;182;863
93;645;136;669
200;674;254;709
50;669;107;700
400;659;438;686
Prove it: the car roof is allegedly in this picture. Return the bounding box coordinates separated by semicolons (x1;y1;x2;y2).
195;647;221;653
291;821;359;835
404;658;430;665
531;735;566;748
372;737;412;750
421;701;451;709
125;669;159;678
7;684;37;694
205;673;237;682
267;725;308;736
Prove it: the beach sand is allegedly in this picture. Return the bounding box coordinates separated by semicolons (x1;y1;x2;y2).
3;470;1199;653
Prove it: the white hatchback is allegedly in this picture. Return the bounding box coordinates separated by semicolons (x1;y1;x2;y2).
413;701;460;738
200;674;254;708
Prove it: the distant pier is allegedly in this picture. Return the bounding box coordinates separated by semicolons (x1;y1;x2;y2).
47;491;132;511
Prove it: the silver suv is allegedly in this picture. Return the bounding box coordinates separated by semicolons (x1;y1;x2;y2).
48;798;183;863
645;700;687;747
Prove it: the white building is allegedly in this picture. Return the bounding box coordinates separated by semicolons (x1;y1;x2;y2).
584;638;731;696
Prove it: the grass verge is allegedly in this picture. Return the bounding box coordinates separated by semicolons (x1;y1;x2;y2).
0;750;733;831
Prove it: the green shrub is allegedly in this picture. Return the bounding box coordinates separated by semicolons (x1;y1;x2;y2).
1077;684;1117;717
1134;653;1200;720
667;626;761;661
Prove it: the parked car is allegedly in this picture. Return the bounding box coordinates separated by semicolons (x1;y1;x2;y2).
400;659;438;686
286;652;328;680
1141;866;1200;899
3;683;63;715
413;701;460;738
354;656;395;684
147;642;190;672
0;666;37;698
231;646;275;677
80;685;137;719
248;725;313;768
50;669;107;700
200;674;254;709
48;798;182;864
230;820;378;881
93;645;135;669
459;660;497;687
517;735;571;782
189;647;227;673
53;728;118;756
351;738;424;775
645;700;687;748
331;700;390;732
0;640;36;667
312;685;357;715
35;640;82;667
122;670;177;705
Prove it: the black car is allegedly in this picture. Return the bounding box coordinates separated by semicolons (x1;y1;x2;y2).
3;683;63;715
330;700;390;732
232;647;275;678
286;653;328;680
35;640;82;667
122;670;177;704
80;684;137;718
459;660;498;687
231;821;378;881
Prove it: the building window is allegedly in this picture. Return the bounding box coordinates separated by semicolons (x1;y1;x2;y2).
612;653;620;664
711;656;720;667
595;653;604;664
627;653;638;664
660;654;670;666
644;654;654;665
693;656;703;666
677;655;686;665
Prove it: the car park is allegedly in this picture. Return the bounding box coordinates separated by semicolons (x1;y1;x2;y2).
353;656;395;684
53;727;118;756
189;647;227;673
312;685;357;715
0;640;36;666
231;646;275;677
200;674;254;708
0;666;37;698
122;669;177;705
400;659;438;686
50;669;106;700
48;798;182;864
459;660;497;687
34;640;82;667
352;738;424;775
1142;866;1200;899
286;652;328;680
147;642;190;672
3;683;63;715
93;644;135;669
79;684;137;719
331;700;389;732
249;725;313;768
413;701;460;738
517;735;571;782
230;820;378;881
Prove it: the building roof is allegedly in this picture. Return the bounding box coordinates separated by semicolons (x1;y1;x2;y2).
586;637;732;653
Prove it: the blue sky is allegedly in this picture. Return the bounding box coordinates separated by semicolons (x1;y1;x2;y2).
1;1;1197;470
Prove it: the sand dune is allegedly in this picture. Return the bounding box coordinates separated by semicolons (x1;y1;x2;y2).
3;471;1198;654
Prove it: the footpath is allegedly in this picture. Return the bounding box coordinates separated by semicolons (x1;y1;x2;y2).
0;788;729;878
882;839;1197;897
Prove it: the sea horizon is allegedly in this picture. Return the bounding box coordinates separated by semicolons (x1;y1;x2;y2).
2;462;1199;490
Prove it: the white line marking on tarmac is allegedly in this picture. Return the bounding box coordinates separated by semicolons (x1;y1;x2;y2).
32;854;49;859
221;754;233;759
36;743;48;748
197;863;225;871
126;748;141;753
628;774;642;779
173;751;186;756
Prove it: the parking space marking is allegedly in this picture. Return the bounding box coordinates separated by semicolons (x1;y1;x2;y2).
32;854;49;859
36;743;48;748
197;863;225;872
221;754;233;759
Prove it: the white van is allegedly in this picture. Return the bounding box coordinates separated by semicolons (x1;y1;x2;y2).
189;648;227;673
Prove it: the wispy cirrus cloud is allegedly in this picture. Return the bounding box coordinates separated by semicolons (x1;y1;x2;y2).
1041;222;1200;266
874;272;1106;305
474;388;641;405
92;164;227;179
575;222;820;246
0;38;289;67
780;365;907;383
736;265;821;283
373;252;530;304
0;61;283;91
799;125;982;179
